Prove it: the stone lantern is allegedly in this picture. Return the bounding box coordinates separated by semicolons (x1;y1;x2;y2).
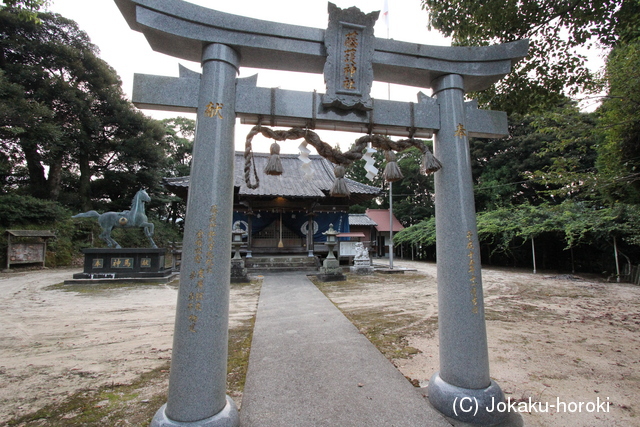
323;223;339;259
230;224;249;283
318;224;345;281
232;225;244;260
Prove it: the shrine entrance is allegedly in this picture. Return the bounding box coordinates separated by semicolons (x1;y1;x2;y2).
116;1;528;426
252;215;300;251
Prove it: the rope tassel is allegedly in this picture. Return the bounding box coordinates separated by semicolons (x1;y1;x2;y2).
383;151;403;182
421;148;443;174
264;142;283;175
330;165;350;197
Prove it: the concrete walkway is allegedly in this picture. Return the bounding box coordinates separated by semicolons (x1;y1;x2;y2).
239;272;452;427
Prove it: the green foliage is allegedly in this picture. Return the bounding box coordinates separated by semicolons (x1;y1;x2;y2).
161;117;194;178
0;10;167;211
472;113;554;209
0;193;69;226
154;117;195;225
396;200;640;271
420;0;637;113
475;206;522;255
346;145;436;226
528;102;602;201
0;0;49;23
392;147;436;225
394;216;435;247
597;39;640;204
0;194;80;267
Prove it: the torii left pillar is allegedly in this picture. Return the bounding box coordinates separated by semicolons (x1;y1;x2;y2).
151;43;240;427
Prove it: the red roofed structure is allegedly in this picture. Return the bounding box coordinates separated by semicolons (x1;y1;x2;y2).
365;209;404;233
364;209;404;257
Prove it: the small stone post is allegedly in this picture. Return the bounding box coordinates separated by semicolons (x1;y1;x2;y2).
428;74;506;425
151;43;240;427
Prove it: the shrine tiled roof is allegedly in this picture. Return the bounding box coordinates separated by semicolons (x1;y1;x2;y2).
163;152;381;202
348;214;378;227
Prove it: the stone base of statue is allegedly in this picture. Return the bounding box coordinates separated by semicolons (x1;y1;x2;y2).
230;259;250;283
350;258;374;275
316;257;346;282
66;248;176;284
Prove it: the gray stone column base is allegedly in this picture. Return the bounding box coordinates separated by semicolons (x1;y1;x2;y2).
350;266;375;275
428;372;508;426
150;396;239;427
316;273;346;282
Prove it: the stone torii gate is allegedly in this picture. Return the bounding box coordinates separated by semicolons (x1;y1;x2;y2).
115;1;528;426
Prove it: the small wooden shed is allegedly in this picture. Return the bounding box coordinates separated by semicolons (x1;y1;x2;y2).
5;230;56;270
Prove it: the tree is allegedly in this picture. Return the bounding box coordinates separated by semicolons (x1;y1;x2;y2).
346;145;436;226
0;0;49;22
471;113;552;210
528;101;601;202
0;10;167;210
466;100;600;211
394;216;436;246
156;117;195;225
420;0;640;114
161;117;195;178
391;147;436;226
596;39;640;204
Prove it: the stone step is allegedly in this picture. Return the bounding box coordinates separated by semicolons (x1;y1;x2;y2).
245;255;319;272
247;257;317;262
246;260;317;266
248;266;319;273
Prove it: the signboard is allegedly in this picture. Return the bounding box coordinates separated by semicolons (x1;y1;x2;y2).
339;241;358;257
9;243;45;264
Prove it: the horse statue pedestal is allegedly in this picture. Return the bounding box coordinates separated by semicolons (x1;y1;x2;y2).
66;248;176;284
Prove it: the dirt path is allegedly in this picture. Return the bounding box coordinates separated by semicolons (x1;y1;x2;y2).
0;268;259;424
2;263;639;426
323;260;640;427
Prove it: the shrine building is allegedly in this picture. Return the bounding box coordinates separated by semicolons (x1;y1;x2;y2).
163;151;382;257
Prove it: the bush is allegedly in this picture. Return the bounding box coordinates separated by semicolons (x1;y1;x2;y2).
0;194;70;227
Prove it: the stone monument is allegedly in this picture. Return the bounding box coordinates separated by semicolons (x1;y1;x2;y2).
350;241;374;275
115;1;528;425
70;189;173;283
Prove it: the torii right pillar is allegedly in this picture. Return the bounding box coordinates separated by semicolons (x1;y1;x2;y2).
429;73;509;425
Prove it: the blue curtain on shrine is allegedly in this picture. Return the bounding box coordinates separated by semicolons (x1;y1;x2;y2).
233;212;278;235
313;212;349;241
232;211;348;241
281;212;308;238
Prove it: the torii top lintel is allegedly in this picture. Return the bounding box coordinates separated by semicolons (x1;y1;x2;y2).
114;0;528;93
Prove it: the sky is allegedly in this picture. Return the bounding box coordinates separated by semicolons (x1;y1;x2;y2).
47;0;450;101
45;0;451;153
